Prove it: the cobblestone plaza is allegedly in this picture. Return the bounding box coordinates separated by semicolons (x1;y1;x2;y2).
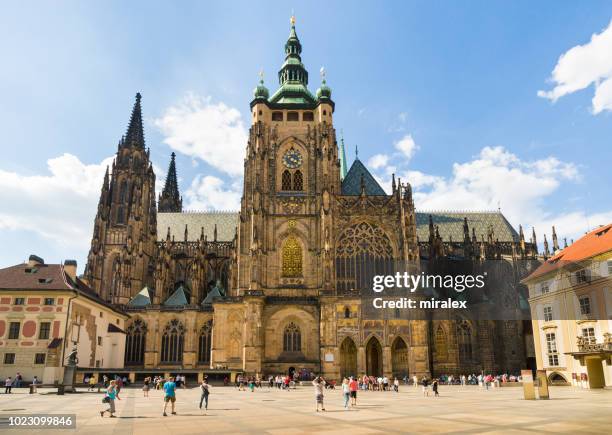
1;385;611;434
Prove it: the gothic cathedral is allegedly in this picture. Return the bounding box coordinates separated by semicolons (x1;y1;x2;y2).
84;19;538;380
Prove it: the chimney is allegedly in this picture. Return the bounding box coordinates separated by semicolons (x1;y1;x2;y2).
28;255;45;267
63;260;77;281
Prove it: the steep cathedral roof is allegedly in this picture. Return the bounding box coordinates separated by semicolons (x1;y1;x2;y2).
157;212;238;242
127;286;152;306
164;285;190;306
341;158;386;196
415;211;520;243
123;93;145;148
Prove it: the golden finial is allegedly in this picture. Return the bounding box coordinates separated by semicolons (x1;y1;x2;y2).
290;14;296;26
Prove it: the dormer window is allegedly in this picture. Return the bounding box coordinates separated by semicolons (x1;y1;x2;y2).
272;112;283;121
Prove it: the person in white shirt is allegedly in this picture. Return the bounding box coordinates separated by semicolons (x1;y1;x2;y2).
393;377;400;392
313;377;326;412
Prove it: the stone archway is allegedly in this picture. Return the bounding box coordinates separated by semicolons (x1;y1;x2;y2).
366;336;383;377
391;337;409;378
339;337;357;379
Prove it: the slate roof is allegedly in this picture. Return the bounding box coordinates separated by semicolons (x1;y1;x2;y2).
127;286;152;307
341;159;386;196
157;211;238;242
416;211;519;243
164;285;190;306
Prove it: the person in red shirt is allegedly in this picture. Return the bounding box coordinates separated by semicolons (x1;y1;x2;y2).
284;375;291;391
349;377;359;406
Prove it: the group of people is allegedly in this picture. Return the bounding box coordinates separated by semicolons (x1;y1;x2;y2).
4;373;30;393
100;375;211;418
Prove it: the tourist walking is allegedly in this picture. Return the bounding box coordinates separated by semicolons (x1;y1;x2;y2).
349;376;359;406
393;377;400;392
15;373;23;388
461;374;466;386
313;377;326;412
5;377;12;394
32;376;39;393
163;376;177;416
422;377;429;397
199;377;211;412
413;375;418;388
100;380;120;418
433;379;439;397
143;377;150;397
88;374;96;391
342;378;350;409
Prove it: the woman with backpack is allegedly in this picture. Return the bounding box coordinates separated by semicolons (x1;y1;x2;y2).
100;380;120;418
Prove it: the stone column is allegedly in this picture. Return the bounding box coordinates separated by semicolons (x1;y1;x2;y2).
357;346;366;375
383;346;392;377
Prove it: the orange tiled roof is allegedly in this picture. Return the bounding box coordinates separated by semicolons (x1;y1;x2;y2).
524;223;612;281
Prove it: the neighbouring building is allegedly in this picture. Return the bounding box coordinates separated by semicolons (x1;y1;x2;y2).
524;223;612;388
80;17;539;381
0;255;128;384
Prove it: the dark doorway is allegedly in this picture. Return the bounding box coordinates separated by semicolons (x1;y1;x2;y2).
366;337;383;377
288;366;296;377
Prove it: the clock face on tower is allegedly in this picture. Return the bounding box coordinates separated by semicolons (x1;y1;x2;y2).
282;148;303;169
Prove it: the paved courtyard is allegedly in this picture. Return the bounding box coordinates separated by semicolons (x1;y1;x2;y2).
0;384;611;434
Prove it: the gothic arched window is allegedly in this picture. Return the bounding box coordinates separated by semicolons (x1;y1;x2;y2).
435;325;448;362
124;319;146;366
283;322;301;352
161;319;185;363
281;236;302;277
119;180;128;202
281;170;292;190
457;321;473;362
344;307;351;319
198;320;213;364
293;170;303;191
335;222;394;293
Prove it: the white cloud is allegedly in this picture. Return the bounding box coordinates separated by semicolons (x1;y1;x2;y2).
368;154;389;170
0;153;112;251
395;134;419;161
184;175;241;211
538;20;612;114
154;93;248;175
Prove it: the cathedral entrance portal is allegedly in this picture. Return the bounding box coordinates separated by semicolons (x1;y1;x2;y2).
339;337;357;379
391;337;409;378
366;337;383;377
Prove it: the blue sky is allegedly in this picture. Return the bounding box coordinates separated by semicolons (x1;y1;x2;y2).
1;1;611;271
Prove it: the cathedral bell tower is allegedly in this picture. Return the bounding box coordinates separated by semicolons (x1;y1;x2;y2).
237;16;341;295
84;93;158;304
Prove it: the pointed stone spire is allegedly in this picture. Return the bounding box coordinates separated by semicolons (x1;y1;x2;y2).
123;93;145;148
563;237;568;249
543;234;550;258
339;132;348;180
532;227;538;255
158;152;182;213
463;217;470;244
355;145;359;161
552;225;559;251
391;173;396;192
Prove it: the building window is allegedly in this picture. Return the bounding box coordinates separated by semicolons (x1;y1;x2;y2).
97;337;102;346
582;327;596;344
281;236;303;277
543;306;553;322
39;322;50;340
99;312;103;318
303;111;314;121
198;320;213;364
546;333;559;366
272;111;283;121
44;298;54;306
293;170;303;191
34;353;46;365
283;322;301;352
14;297;25;305
161;319;185;363
541;282;550;294
4;353;16;364
8;322;20;339
124;319;147;366
287;111;299;121
579;296;591;315
575;269;588;284
344;307;350;319
457;321;473;362
281;170;292;191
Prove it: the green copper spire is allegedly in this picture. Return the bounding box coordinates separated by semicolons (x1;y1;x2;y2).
269;16;317;106
339;131;348;180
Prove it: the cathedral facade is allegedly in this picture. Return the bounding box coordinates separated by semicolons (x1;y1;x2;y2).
84;19;539;380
